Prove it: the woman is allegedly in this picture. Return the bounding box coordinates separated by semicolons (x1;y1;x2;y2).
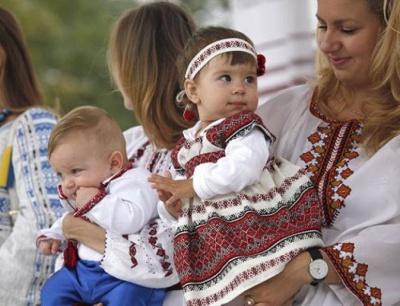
62;1;196;305
0;6;63;306
244;0;400;305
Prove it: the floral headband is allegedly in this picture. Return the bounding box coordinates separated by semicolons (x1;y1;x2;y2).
184;38;266;80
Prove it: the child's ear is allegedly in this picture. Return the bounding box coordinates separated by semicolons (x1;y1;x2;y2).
109;151;123;173
184;79;200;104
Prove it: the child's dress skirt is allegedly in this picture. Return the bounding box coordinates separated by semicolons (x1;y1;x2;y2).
172;111;324;306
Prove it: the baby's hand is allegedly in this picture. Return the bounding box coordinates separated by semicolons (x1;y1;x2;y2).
148;173;195;205
165;199;183;219
151;171;174;202
75;187;100;209
38;239;62;255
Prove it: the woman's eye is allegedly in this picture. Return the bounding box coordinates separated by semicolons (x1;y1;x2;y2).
341;28;356;34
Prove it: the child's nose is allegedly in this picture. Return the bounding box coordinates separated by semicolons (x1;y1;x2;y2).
63;176;75;189
232;82;245;95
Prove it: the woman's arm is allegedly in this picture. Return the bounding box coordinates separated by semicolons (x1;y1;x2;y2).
62;213;180;288
62;213;106;254
242;250;341;306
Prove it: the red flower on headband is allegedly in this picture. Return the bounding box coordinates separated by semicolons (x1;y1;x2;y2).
257;54;266;76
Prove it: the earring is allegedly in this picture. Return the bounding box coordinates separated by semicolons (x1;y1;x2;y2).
183;104;196;121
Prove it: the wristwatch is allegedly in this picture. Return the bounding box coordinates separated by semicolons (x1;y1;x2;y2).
307;248;328;286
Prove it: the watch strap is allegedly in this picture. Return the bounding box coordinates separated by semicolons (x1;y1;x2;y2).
308;247;323;261
307;248;326;286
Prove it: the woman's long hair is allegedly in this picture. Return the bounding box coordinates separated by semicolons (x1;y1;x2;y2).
0;7;43;112
313;0;400;155
107;2;197;149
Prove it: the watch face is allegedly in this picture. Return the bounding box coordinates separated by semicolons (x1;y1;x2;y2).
309;259;329;280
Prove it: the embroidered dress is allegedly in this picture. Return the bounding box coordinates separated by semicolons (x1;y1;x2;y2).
256;84;400;306
37;164;165;305
0;108;63;306
168;111;324;306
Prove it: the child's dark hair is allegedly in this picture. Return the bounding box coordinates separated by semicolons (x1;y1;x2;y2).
176;26;257;108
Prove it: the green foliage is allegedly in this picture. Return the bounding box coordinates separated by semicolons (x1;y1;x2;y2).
1;0;229;130
2;0;138;129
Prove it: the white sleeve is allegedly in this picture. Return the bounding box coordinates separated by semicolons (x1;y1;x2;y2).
36;213;67;247
86;168;158;234
193;129;270;200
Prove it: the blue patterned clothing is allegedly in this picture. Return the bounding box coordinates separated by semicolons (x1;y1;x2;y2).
0;108;64;306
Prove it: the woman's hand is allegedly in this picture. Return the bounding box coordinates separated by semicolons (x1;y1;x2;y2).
62;213;106;254
242;252;311;306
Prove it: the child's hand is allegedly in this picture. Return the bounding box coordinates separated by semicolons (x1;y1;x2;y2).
151;171;174;202
38;239;62;255
75;187;100;209
148;172;196;205
165;199;183;219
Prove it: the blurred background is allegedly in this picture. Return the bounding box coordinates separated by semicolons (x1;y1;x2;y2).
2;0;316;130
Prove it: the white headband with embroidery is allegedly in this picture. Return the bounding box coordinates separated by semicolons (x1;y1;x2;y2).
184;38;258;80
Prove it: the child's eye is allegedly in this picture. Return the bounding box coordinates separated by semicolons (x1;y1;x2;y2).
220;75;231;82
245;76;255;84
71;169;82;175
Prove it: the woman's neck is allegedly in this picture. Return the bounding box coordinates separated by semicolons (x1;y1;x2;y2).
324;87;382;121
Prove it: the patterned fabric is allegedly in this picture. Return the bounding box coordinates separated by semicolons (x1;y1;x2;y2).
300;121;362;224
171;111;324;306
73;162;133;217
100;126;180;290
185;38;257;80
257;84;400;306
302;97;382;305
324;243;382;306
0;108;62;306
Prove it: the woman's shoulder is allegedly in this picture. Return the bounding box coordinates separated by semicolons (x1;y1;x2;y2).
124;125;151;154
260;84;314;110
124;125;147;144
15;107;57;125
256;84;315;121
11;107;57;134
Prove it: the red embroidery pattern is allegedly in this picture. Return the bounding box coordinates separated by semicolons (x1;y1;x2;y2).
300;123;361;224
123;222;173;276
127;236;138;268
302;92;382;304
73;162;133;217
172;111;274;178
325;243;382;305
148;222;173;276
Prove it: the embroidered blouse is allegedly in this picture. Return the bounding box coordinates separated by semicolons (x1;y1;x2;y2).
256;84;400;306
0;108;63;306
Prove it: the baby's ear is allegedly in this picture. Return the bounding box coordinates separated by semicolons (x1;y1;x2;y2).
184;79;200;104
109;151;123;173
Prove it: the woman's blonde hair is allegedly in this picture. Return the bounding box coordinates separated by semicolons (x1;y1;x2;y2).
314;0;400;154
107;1;196;149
